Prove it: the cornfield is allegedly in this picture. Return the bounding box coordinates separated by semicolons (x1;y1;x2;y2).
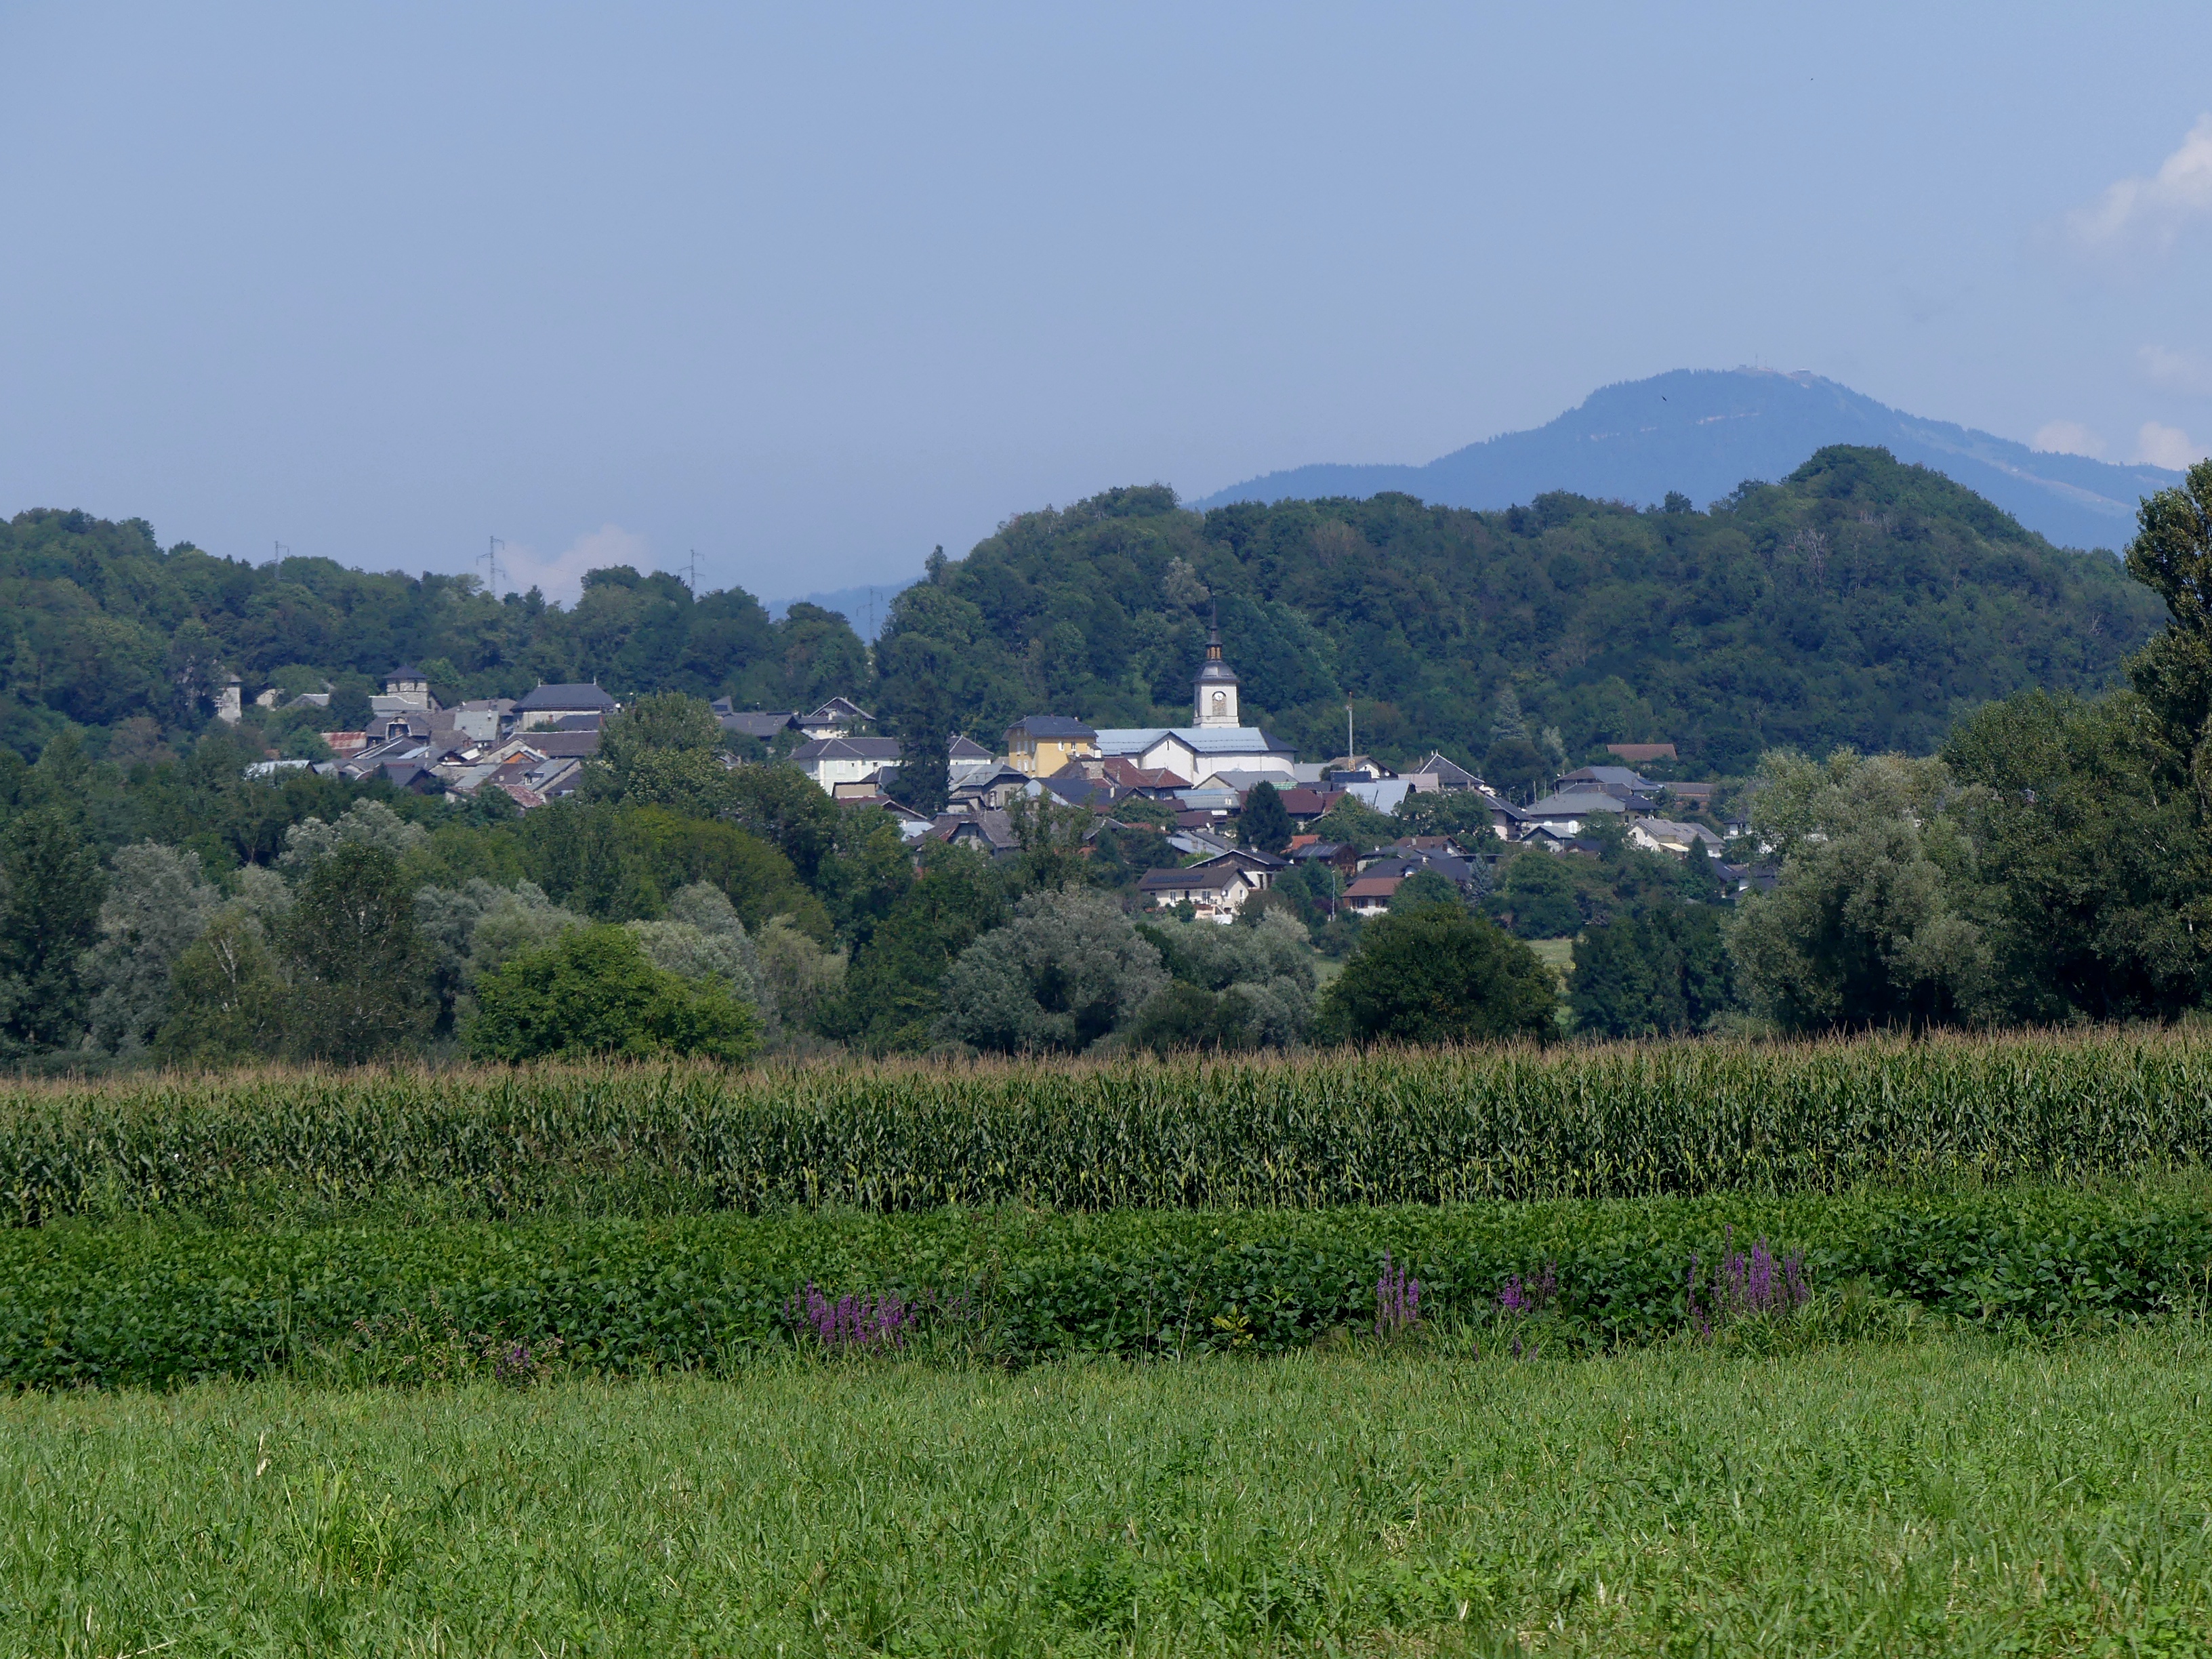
5;1029;2212;1224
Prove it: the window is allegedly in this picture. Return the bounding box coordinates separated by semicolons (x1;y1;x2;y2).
1210;692;1225;712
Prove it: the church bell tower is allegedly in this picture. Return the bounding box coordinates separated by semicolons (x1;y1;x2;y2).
1193;607;1241;728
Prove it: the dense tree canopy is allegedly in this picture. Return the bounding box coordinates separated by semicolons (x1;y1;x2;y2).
1316;907;1557;1046
0;510;869;758
9;449;2163;783
468;925;761;1064
874;450;2160;774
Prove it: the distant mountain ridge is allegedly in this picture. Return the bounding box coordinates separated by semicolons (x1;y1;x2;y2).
1193;369;2180;554
766;581;915;642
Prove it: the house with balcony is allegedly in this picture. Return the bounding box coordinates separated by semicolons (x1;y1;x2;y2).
1135;861;1260;922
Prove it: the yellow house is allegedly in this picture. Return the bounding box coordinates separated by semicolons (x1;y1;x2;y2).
1004;716;1099;778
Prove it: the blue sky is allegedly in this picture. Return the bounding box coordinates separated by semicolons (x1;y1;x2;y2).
4;3;2211;603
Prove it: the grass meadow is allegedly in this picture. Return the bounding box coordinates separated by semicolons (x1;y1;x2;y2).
9;1330;2212;1656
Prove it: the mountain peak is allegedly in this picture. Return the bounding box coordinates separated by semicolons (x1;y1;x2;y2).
1192;369;2179;553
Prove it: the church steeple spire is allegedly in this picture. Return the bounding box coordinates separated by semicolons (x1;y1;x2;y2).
1193;604;1240;728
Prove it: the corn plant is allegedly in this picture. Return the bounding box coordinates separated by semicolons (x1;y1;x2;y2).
3;1027;2211;1225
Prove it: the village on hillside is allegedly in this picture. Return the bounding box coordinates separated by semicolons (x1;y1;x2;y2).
263;617;1763;925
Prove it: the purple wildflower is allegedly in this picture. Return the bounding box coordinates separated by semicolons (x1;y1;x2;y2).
1375;1252;1422;1338
787;1282;918;1352
487;1332;562;1385
1498;1263;1557;1317
1687;1235;1809;1335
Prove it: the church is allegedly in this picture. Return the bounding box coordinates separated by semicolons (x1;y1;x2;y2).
1092;616;1299;785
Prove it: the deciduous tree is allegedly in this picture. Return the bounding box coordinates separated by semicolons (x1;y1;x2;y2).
1315;905;1556;1046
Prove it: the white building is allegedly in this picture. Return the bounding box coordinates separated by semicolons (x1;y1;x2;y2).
792;735;902;793
1630;818;1726;858
1519;790;1633;838
1135;861;1259;922
797;698;873;741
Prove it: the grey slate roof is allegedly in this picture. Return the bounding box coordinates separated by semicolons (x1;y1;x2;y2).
514;682;619;713
1092;726;1296;757
523;731;601;758
794;737;903;762
720;710;798;739
1557;765;1654;792
1007;716;1098;739
1189;847;1286;872
1043;776;1117;808
1524;790;1628;818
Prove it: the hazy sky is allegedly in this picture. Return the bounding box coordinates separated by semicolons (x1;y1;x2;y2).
5;4;2211;605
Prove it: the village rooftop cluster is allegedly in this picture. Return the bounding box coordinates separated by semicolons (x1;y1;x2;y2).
248;621;1745;922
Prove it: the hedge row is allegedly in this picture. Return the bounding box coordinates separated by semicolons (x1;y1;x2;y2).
7;1185;2210;1387
9;1030;2212;1223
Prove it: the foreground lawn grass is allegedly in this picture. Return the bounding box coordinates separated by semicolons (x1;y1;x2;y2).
7;1333;2212;1656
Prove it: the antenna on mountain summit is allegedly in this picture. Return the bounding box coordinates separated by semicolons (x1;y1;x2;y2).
482;537;506;598
683;548;702;595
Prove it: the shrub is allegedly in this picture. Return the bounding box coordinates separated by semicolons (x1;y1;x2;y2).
1126;982;1253;1053
467;925;760;1063
1132;909;1315;1050
281;842;435;1063
935;889;1164;1052
1486;848;1580;939
1570;904;1734;1037
154;912;287;1065
1389;869;1462;914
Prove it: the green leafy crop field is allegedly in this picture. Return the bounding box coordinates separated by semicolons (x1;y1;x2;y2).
9;1332;2212;1656
8;1184;2211;1387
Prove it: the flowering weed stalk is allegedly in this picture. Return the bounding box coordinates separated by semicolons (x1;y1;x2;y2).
1497;1264;1557;1317
490;1336;563;1386
1374;1252;1422;1339
787;1282;918;1353
1494;1263;1559;1359
1687;1228;1809;1336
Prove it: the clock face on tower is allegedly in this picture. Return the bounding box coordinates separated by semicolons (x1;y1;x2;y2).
1211;692;1225;712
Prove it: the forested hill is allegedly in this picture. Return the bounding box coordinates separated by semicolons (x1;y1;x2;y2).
876;446;2165;775
3;444;2168;775
0;510;867;758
